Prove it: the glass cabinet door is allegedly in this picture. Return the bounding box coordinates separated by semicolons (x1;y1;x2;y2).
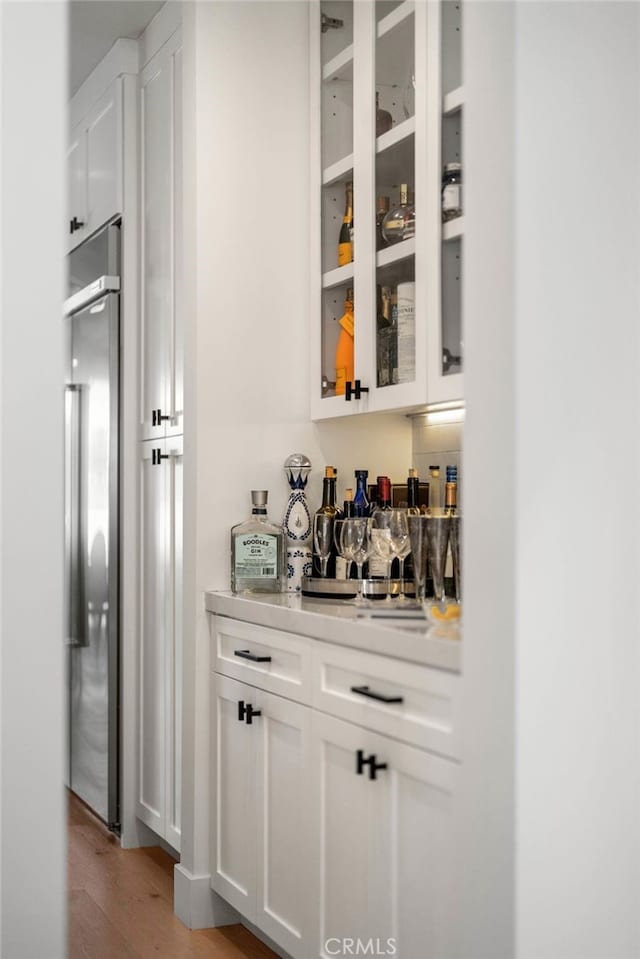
374;1;417;398
311;0;465;419
317;1;355;411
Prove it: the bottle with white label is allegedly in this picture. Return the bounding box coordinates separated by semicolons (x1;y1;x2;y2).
442;162;462;221
230;490;285;593
396;281;415;384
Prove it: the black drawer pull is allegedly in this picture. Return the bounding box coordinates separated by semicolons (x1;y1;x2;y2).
351;685;404;704
234;649;272;663
356;749;388;781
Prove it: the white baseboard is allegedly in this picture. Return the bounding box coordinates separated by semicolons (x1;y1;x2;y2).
173;864;240;930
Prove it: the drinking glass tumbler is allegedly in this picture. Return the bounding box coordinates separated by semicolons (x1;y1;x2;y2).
427;516;450;605
449;515;461;602
408;515;430;604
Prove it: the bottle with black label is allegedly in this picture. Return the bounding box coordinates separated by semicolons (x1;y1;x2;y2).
312;466;341;578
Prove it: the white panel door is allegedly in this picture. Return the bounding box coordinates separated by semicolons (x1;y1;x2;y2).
254;691;314;959
138;440;168;835
67;124;87;251
165;435;183;851
140;31;182;440
311;711;375;958
85;80;121;234
312;711;457;959
211;673;257;916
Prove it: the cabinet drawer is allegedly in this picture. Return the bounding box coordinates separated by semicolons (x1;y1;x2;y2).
311;642;460;759
212;617;311;704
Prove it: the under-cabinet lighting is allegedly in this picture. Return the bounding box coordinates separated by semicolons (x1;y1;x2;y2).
409;404;465;426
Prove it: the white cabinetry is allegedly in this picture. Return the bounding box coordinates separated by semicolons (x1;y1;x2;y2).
312;711;456;958
137;25;184;854
140;30;183;441
311;0;464;419
138;436;183;851
211;670;314;959
210;614;460;958
67;80;122;251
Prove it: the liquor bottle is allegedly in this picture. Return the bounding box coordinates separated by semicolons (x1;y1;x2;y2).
442;162;463;222
403;468;421;584
337;180;354;266
428;465;442;516
353;469;370;517
376;92;393;137
376;285;394;388
376;197;390;250
381;183;415;245
335;288;354;397
368;476;392;578
396;281;415;384
230;490;285;594
282;453;313;592
312;466;342;578
343;487;355;518
407;468;421;515
444;465;458;516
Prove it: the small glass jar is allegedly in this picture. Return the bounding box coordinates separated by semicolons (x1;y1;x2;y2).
442;162;462;222
381;183;415;245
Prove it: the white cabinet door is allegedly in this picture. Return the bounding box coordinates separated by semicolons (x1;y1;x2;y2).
254;690;314;959
311;711;376;955
211;673;257;915
140;31;183;440
138;440;168;836
311;711;457;959
85;80;122;235
164;435;183;851
67;80;122;252
67;123;87;251
138;437;183;851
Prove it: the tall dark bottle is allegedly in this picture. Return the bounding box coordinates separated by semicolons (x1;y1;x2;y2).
312;466;341;578
369;476;392;579
404;468;421;583
353;469;370;517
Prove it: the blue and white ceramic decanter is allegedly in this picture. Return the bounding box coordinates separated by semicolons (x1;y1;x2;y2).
282;454;313;592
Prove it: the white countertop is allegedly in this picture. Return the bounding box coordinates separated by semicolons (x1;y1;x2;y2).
204;590;462;672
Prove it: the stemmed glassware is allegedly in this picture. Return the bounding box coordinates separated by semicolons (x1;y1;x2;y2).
370;509;408;600
333;518;351;580
339;518;371;601
390;510;411;599
313;513;334;578
407;515;429;605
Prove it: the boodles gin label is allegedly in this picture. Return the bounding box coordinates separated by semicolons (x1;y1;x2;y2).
230;490;285;593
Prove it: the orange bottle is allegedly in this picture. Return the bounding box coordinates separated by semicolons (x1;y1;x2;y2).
335;288;354;396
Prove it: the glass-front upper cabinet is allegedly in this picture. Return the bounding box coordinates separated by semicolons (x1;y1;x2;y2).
311;0;463;420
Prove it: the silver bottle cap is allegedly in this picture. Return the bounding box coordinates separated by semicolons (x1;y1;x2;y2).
251;490;268;506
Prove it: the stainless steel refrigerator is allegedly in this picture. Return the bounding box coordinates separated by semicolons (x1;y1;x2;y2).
64;223;120;828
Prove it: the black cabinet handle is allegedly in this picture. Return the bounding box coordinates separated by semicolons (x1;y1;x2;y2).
345;380;369;402
151;448;169;465
245;704;261;725
152;408;172;426
237;700;262;724
350;685;404;704
356;749;388;781
70;216;85;234
234;649;272;663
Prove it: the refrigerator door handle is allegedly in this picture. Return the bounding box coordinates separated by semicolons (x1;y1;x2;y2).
65;384;87;647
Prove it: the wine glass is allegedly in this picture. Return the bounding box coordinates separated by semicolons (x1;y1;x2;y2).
333;518;352;579
340;518;371;601
313;513;334;578
388;509;410;599
369;511;396;600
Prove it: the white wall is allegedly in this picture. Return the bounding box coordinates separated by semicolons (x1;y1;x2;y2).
0;2;66;956
460;3;640;956
179;0;410;926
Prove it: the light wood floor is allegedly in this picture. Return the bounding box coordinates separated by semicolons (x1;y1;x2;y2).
68;792;280;959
